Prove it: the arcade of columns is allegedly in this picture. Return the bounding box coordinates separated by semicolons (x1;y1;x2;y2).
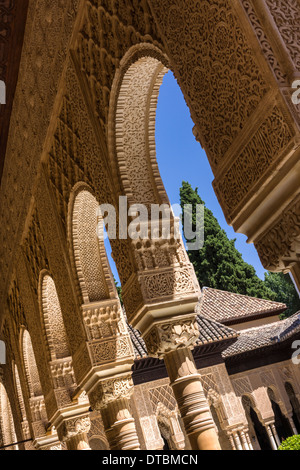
0;0;299;450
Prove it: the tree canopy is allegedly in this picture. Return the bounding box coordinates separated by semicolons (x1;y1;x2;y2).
180;181;277;300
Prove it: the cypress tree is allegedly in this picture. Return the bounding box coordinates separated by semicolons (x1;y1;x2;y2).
180;181;277;300
264;272;300;319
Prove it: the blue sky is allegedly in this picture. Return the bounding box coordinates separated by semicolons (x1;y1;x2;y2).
106;71;267;284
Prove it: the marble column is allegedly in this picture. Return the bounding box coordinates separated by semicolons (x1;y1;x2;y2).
267;425;278;450
232;431;243;450
163;347;221;451
89;375;140;450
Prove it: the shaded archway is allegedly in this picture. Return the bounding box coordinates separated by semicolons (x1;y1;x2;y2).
242;395;272;451
210;404;232;451
285;382;300;434
267;388;293;442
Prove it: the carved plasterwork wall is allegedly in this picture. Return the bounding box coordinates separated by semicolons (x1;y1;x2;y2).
0;0;81;309
40;274;71;361
147;0;300;280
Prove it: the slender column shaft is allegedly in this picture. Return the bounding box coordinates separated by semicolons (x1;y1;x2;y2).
240;431;250;450
101;398;140;450
233;431;243;450
164;347;221;450
267;425;278;450
245;432;253;450
288;416;298;435
229;433;236;450
271;424;281;447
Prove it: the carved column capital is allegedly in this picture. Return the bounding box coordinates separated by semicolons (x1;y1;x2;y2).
89;375;134;411
58;415;91;442
144;315;200;359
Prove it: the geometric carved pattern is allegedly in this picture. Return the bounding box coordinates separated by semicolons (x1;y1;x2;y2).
200;373;219;397
260;371;276;388
22;330;43;398
148;385;177;415
214;106;294;220
232;377;253;397
7;279;27;336
23;210;50;295
0;381;18;448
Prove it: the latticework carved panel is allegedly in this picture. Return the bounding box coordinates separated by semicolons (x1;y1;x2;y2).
148;385;177;415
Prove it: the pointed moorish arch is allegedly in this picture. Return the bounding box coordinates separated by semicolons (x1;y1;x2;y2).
241;394;272;451
39;271;71;362
108;43;171;209
67;182;118;305
106;43;200;328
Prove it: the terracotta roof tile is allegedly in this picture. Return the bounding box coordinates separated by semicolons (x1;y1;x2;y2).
196;287;287;325
223;312;300;357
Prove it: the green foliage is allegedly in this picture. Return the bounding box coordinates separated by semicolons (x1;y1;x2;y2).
264;272;300;319
278;435;300;450
180;182;277;300
114;277;123;305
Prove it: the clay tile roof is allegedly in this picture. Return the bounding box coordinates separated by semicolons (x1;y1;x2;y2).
223;312;300;358
127;316;239;360
196;287;287;325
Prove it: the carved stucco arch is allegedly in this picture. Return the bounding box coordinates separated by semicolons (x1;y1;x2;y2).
106;43;200;328
20;328;43;399
68;183;117;305
241;394;266;429
39;271;71;362
0;381;18;449
267;385;289;417
108;43;172;208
